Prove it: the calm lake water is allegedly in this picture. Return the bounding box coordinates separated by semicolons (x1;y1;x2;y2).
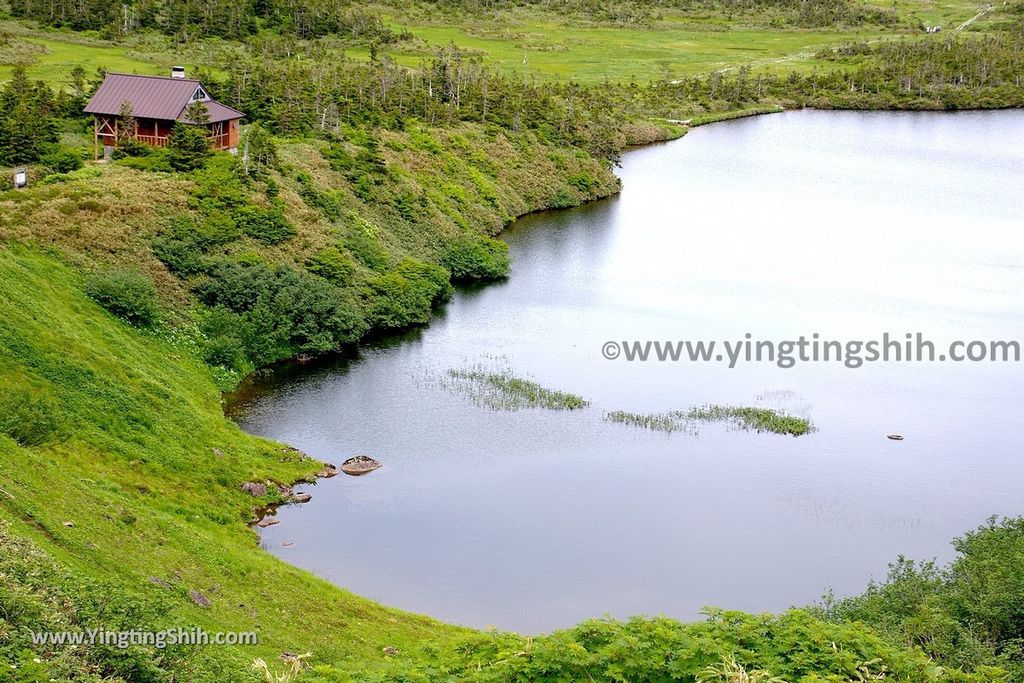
229;110;1024;634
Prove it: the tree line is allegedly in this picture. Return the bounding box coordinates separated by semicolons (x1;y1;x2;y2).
392;0;898;27
190;33;1024;163
7;0;408;40
5;0;903;39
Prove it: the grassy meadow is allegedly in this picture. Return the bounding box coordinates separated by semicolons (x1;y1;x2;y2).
367;22;893;80
365;0;1006;82
3;0;1016;89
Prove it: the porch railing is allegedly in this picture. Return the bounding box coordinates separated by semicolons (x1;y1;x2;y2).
135;134;169;148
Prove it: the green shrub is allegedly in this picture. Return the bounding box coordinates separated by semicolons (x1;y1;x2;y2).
196;260;366;366
549;186;578;208
191;155;249;210
322;137;387;179
110;138;150;160
40;145;83;173
345;229;389;271
442;235;511;282
821;516;1024;677
307;246;355;284
364;258;451;331
152;238;205;276
114;150;172;172
166;123;211;172
296;171;345;221
201;209;242;244
948;518;1024;650
234;203;294;244
83;269;159;327
41;166;102;184
151;215;224;276
322;610;997;682
567;171;598;194
0;383;61;447
199;307;251;372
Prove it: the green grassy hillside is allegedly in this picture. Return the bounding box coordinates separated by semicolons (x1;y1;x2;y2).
0;244;465;681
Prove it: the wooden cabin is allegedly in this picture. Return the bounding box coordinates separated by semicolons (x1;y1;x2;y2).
85;69;244;159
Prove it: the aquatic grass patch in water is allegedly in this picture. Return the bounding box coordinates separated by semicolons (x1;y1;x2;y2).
686;404;814;436
603;410;697;434
604;404;814;436
445;365;589;411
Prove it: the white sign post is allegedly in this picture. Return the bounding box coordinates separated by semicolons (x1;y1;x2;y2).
13;167;27;189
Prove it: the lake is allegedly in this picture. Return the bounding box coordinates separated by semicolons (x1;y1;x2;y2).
228;110;1024;634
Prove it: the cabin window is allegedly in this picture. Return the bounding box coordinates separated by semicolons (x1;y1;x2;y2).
191;87;209;102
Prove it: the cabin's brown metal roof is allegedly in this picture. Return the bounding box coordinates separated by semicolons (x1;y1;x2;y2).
180;99;245;124
84;73;243;123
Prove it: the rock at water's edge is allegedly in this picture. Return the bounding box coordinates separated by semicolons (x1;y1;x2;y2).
242;481;267;497
341;456;382;476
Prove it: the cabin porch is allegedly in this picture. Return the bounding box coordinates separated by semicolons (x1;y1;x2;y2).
92;115;240;159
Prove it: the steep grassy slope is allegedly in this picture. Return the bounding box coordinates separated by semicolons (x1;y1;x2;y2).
0;244;464;680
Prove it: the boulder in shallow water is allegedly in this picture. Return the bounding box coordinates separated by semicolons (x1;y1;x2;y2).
291;492;312;504
256;516;279;528
341;455;382;476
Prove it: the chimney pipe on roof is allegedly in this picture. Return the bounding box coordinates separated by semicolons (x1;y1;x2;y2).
171;66;186;79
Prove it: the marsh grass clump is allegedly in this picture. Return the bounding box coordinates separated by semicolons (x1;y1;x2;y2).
686;404;815;436
445;365;588;411
605;404;814;436
603;410;696;434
